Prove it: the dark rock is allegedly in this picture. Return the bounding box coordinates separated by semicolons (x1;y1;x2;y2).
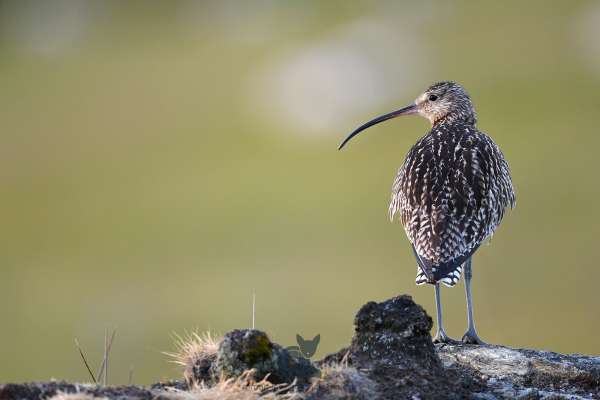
314;347;349;368
320;295;482;399
0;381;158;400
149;380;188;391
350;294;440;372
0;381;75;400
184;351;217;386
305;364;379;400
213;329;320;387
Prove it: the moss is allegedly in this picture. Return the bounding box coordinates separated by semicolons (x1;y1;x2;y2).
243;333;273;365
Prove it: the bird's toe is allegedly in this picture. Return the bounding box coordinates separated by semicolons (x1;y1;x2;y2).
461;332;486;345
433;333;460;345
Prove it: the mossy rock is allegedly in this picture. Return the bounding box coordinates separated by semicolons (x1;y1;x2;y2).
213;329;319;387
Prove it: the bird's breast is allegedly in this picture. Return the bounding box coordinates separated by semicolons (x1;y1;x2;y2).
389;125;514;264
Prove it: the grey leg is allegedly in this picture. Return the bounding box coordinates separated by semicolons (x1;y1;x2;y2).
462;257;486;345
432;282;458;344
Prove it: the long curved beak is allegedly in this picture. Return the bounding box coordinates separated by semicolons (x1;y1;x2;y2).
338;103;418;150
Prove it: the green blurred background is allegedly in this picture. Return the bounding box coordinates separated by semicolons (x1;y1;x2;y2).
2;0;599;384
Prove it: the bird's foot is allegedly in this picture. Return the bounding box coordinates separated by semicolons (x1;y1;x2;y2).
432;331;459;345
461;330;486;345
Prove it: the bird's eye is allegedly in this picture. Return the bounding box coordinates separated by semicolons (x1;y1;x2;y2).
428;94;438;101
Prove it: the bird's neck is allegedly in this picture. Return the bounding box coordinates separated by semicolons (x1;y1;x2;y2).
433;110;477;128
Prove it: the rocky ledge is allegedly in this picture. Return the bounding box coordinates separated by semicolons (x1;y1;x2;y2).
1;295;598;400
437;343;600;399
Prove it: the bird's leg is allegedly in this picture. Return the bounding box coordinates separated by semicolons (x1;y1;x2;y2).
432;282;458;344
462;257;486;345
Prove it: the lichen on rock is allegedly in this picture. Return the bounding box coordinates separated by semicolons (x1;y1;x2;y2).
212;329;319;388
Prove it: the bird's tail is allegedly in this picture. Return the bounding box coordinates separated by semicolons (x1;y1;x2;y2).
412;245;477;287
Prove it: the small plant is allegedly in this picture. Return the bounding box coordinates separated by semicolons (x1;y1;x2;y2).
74;329;117;385
165;331;222;385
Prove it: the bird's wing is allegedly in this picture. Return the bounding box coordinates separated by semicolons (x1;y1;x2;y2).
389;133;452;251
453;133;516;245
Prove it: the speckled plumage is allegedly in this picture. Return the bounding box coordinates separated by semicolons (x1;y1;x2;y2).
339;81;513;344
388;83;515;286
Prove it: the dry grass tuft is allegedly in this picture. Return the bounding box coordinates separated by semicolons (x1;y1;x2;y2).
163;370;303;400
166;331;221;367
307;354;378;400
165;331;222;385
48;392;109;400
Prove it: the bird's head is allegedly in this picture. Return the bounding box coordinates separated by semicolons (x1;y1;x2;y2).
338;81;477;150
416;81;476;126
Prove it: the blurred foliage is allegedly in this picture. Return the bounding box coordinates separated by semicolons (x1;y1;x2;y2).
1;0;599;384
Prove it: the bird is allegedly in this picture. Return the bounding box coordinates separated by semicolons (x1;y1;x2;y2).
338;81;515;344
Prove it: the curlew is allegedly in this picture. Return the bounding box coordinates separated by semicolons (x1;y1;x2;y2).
339;81;515;344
